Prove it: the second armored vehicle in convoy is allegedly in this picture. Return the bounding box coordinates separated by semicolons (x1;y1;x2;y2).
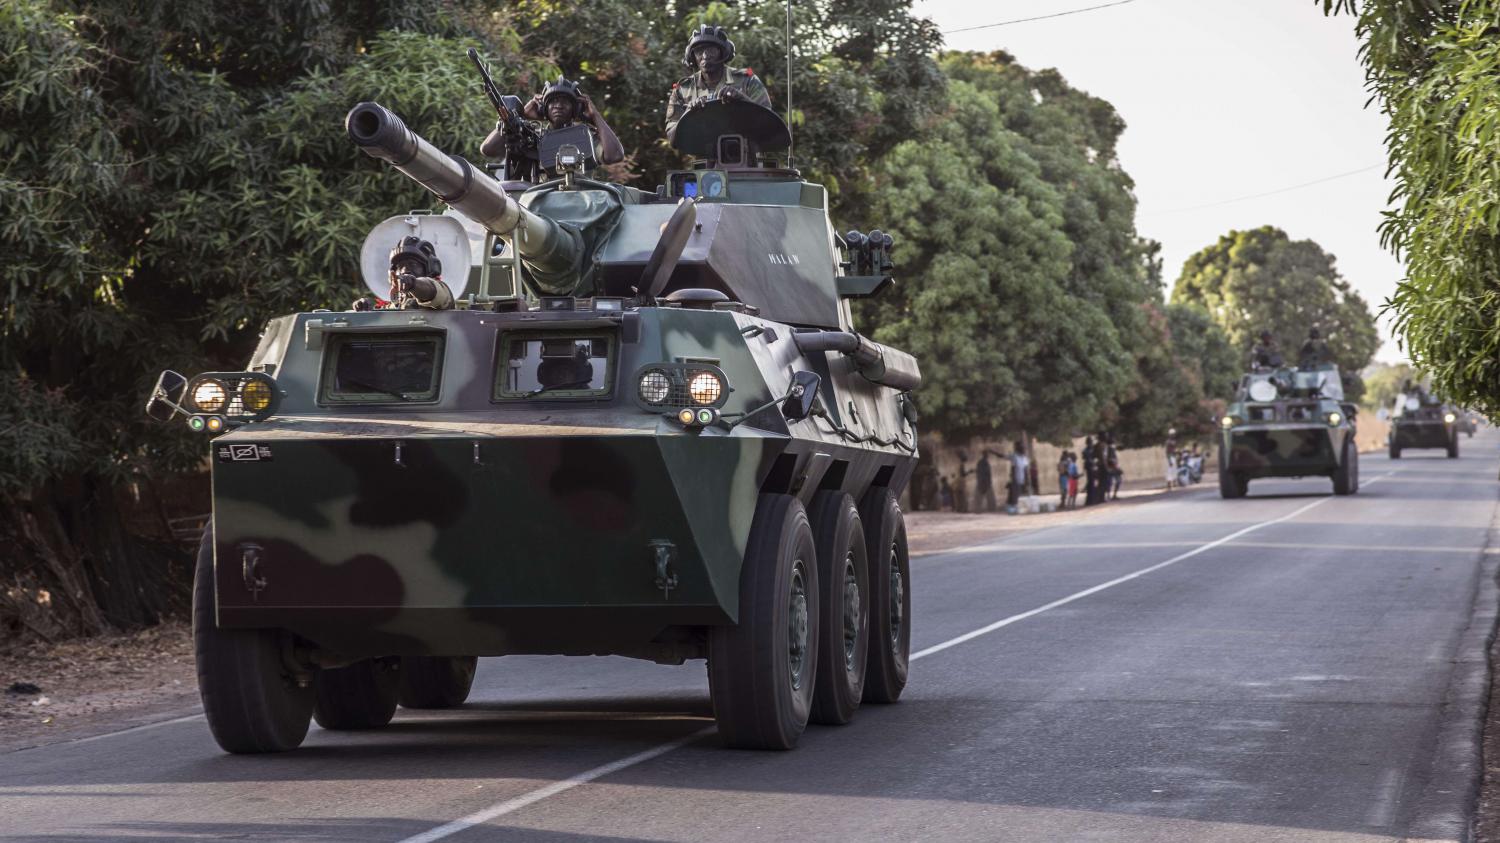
1388;391;1460;458
1218;363;1359;498
145;88;921;754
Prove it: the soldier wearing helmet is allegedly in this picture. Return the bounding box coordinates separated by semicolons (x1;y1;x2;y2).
1298;326;1331;369
1249;330;1283;370
388;236;454;310
480;75;623;175
665;25;772;142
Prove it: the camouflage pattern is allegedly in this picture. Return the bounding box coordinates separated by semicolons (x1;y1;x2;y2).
1219;365;1357;480
169;99;918;666
666;68;770;136
1388;398;1458;452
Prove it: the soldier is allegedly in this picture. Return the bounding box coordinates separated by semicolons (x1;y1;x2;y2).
388;236;454;310
1298;327;1331;368
480;76;624;175
665;25;772;142
1249;330;1283;370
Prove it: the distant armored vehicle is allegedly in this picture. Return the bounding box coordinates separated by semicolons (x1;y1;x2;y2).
1218;364;1359;498
1388;391;1459;458
145;95;921;753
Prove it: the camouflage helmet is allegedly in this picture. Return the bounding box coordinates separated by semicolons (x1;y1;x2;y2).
541;76;583;108
389;235;441;278
683;24;734;68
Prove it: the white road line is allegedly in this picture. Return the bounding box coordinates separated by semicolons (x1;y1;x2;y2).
396;473;1395;841
397;728;713;843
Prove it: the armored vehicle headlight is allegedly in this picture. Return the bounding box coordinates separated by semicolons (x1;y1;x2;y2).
689;371;723;405
1445;412;1457;423
1220;415;1237;430
241;379;274;413
192;379;228;413
677;407;697;426
639;370;671;405
205;416;224;433
187;416;206;432
1327;411;1342;426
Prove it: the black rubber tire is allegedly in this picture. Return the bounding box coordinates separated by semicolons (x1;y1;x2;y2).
314;659;400;730
1389;440;1401;459
1448;435;1460;459
398;656;478;709
1333;437;1357;495
1218;469;1247;499
193;529;314;754
708;493;820;750
807;492;869;726
859;488;911;705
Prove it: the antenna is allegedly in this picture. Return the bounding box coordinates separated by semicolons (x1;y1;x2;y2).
785;0;794;166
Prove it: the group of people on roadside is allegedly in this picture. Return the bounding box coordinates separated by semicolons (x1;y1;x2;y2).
926;442;1038;513
1054;433;1123;509
1163;428;1206;489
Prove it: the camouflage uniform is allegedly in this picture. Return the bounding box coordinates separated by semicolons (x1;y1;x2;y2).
665;68;771;136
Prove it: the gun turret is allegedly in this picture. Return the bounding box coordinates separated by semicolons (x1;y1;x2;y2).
345;101;579;289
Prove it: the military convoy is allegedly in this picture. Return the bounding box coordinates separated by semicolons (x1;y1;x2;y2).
1218;363;1360;498
1388;390;1460;459
145;91;921;753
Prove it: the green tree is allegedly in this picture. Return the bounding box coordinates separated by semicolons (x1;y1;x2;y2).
1321;1;1500;416
0;0;545;635
1170;226;1380;389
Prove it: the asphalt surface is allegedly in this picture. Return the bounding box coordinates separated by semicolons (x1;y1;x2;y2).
3;433;1498;842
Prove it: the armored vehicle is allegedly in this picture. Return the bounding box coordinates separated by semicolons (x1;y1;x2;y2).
1218;363;1359;498
145;95;921;754
1388;392;1459;458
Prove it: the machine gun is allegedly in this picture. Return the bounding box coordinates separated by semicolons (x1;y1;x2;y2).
467;48;541;180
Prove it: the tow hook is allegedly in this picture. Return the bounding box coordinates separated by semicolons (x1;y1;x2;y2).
649;540;678;599
240;543;267;600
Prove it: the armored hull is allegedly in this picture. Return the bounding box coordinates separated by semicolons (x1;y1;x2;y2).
1388;403;1458;458
1218;365;1358;498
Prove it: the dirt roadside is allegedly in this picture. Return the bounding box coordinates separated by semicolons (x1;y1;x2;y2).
0;480;1205;754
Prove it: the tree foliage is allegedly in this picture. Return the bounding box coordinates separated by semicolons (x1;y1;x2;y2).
1170;226;1381;389
1321;0;1500;415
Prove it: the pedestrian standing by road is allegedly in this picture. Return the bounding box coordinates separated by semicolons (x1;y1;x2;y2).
1165;447;1178;489
1010;440;1031;509
939;476;954;511
1067;452;1080;508
1057;450;1071;508
975;450;997;513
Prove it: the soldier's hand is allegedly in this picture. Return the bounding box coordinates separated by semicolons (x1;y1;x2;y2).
577;93;596;120
720;87;741;101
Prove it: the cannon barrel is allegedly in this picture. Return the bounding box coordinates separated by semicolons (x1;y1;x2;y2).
345;101;578;279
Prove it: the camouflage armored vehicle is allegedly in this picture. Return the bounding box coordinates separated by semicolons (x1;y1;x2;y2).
1388;391;1459;458
145;95;921;754
1217;363;1359;498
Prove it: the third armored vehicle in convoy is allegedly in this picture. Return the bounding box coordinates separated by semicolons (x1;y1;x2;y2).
1218;363;1359;498
1388;391;1460;458
145;91;921;753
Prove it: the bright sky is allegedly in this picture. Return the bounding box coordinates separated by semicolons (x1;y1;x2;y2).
917;0;1405;362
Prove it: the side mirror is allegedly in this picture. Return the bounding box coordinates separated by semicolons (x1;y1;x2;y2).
900;393;919;426
145;370;188;422
781;371;821;421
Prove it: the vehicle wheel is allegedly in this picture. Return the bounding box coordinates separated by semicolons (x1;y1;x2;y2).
859;488;911;705
807;492;869;726
398;656;478;709
193;529;314;754
314;659;400;730
1218;469;1247;499
1389;440;1401;459
1333;438;1357;495
708;493;819;750
1448;435;1460;459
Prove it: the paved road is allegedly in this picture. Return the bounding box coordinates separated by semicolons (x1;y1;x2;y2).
4;434;1497;842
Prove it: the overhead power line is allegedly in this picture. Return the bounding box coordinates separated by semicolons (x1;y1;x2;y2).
942;0;1140;34
1142;164;1385;217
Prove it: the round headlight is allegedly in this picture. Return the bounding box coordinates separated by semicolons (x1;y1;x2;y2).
688;372;722;405
241;379;273;412
1327;411;1342;426
1220;415;1236;430
677;408;697;426
192;379;227;413
638;370;671;405
1444;412;1457;424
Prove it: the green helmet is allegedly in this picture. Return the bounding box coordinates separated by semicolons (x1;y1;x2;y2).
541;76;582;109
683;24;734;68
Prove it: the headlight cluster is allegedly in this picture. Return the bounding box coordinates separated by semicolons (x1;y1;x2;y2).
631;363;731;412
1444;412;1457;424
180;372;280;433
1326;411;1342;426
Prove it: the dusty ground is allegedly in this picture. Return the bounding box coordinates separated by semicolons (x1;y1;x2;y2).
0;621;199;752
0;479;1203;754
